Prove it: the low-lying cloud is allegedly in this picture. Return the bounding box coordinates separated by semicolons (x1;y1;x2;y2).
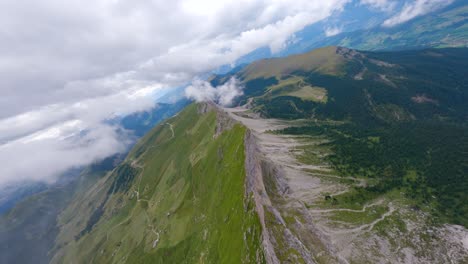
185;78;243;107
0;124;129;186
0;83;163;186
325;26;343;37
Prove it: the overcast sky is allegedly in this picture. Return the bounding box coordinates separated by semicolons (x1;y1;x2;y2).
0;0;453;186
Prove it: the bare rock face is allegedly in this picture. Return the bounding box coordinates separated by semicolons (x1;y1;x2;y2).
336;46;364;60
244;130;281;264
197;101;215;114
197;102;238;137
214;110;237;137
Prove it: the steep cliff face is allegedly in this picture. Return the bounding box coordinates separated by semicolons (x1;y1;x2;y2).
51;103;265;264
232;108;341;264
243;130;280;264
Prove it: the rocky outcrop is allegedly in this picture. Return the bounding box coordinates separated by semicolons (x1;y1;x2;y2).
244;130;280;264
198;102;238;137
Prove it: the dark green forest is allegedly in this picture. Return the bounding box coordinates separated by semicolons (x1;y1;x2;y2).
280;121;468;227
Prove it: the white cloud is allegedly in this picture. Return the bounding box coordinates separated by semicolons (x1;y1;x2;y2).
325;26;343;37
360;0;397;12
185;79;218;104
0;124;130;186
185;78;243;107
0;0;351;186
383;0;453;27
0;77;164;186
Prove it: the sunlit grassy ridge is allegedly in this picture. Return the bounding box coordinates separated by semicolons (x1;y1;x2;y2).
53;104;264;264
262;76;328;103
239;46;345;80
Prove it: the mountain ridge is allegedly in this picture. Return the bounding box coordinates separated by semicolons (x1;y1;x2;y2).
51;103;266;263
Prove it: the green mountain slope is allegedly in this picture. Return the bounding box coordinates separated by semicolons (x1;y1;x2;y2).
0;183;73;264
51;103;265;264
0;161;113;264
0;101;190;264
240;46;347;80
220;46;468;123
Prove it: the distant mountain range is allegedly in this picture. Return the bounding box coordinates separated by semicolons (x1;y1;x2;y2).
230;1;468;69
306;1;468;52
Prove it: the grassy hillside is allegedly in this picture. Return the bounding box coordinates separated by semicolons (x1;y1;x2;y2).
52;103;264;264
0;184;73;264
239;46;346;80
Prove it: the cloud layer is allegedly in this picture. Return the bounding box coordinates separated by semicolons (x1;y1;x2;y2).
0;0;351;186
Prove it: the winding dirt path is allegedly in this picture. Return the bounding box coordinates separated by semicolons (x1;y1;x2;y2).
105;124;175;251
307;200;384;214
319;203;396;235
166;123;174;139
